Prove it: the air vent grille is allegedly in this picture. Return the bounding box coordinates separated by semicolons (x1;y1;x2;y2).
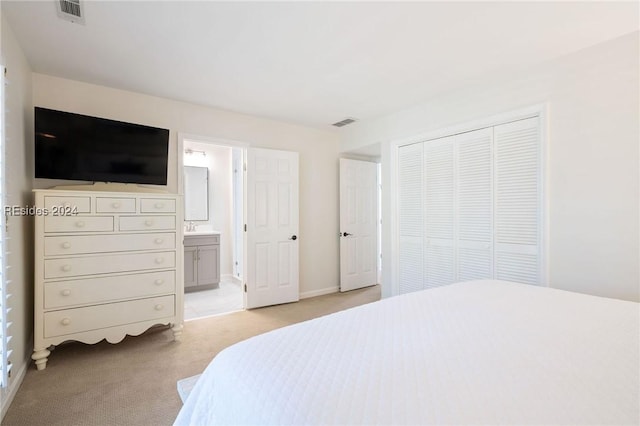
332;118;357;127
57;0;85;24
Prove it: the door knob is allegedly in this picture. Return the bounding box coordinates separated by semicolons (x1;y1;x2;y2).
342;232;352;237
289;235;297;241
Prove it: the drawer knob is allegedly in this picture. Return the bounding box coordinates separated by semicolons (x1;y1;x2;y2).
75;221;85;228
112;202;121;209
61;289;71;296
155;202;164;209
145;220;154;227
61;318;71;326
61;265;72;272
154;279;164;285
154;304;164;311
154;238;164;244
61;242;71;249
154;257;165;264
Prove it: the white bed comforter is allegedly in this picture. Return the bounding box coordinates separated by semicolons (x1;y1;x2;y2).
174;280;639;425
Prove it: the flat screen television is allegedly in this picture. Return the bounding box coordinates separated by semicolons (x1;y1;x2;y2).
35;107;170;185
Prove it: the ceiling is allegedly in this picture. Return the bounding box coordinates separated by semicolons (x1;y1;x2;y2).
2;1;638;129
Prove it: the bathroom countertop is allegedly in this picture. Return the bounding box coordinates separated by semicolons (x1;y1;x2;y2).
184;230;220;237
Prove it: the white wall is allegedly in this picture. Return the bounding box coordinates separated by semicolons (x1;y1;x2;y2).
32;74;341;297
0;15;34;417
183;140;234;277
341;32;640;302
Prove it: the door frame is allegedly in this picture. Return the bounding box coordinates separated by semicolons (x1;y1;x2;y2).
177;133;249;310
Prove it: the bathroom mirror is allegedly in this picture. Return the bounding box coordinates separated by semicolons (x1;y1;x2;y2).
184;166;209;221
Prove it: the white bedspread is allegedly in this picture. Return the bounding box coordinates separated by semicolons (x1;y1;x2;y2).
174;280;639;425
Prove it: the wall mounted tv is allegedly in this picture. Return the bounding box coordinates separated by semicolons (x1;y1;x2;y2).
35;107;170;185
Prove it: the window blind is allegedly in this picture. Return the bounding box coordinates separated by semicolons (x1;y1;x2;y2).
0;65;11;388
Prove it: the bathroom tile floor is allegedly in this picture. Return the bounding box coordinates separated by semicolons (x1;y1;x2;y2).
184;277;244;320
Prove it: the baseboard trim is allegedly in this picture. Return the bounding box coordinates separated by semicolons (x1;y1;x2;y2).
300;286;339;299
1;354;29;420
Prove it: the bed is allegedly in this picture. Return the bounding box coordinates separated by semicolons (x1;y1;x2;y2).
174;280;639;425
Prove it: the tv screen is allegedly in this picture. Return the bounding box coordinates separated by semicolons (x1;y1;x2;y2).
35;107;169;185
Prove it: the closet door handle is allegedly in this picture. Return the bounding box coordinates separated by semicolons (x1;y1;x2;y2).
342;232;352;237
289;235;297;241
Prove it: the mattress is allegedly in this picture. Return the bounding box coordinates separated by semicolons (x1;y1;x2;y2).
174;280;639;425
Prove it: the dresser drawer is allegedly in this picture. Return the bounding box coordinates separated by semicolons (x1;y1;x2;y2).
140;198;176;213
45;232;176;256
119;215;175;231
44;196;91;213
44;216;114;233
44;251;176;279
96;197;136;213
44;271;176;309
43;295;175;338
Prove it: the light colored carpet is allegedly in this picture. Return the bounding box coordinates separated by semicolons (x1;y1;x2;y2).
3;285;380;426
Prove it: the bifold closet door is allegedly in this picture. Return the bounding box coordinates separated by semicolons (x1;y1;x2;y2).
423;136;456;289
494;117;541;285
398;143;424;294
396;116;541;295
456;128;494;281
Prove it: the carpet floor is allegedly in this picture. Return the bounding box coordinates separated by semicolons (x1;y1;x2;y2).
3;285;380;426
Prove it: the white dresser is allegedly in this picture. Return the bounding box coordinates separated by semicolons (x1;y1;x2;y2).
32;188;184;370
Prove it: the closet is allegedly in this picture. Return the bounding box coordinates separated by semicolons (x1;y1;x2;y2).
397;116;542;294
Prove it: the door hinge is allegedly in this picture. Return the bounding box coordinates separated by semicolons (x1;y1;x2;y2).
244;163;247;172
244;284;247;292
244;224;247;232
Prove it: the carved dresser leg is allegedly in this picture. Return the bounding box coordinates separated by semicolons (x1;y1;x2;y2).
32;348;51;371
171;323;184;342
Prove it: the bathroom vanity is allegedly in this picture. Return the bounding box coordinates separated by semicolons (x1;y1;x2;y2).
184;232;220;291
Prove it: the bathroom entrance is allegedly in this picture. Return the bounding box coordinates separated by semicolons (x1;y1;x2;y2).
181;137;245;320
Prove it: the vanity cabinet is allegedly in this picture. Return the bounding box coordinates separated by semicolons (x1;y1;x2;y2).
184;234;220;291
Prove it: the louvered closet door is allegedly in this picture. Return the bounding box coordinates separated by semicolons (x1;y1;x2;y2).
494;117;541;285
424;136;455;288
456;128;494;281
398;143;424;294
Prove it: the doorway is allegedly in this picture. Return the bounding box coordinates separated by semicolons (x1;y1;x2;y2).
181;138;246;320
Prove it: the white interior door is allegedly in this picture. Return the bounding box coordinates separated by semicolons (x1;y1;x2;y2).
339;158;378;292
246;148;299;309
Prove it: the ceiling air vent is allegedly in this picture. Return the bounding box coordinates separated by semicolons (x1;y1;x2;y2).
56;0;85;25
332;118;357;128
